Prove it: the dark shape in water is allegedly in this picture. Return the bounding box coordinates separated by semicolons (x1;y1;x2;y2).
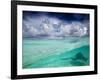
70;52;88;66
70;60;87;66
61;52;87;61
61;52;88;66
72;52;87;61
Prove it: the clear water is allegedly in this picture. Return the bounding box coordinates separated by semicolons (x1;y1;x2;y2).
22;37;90;68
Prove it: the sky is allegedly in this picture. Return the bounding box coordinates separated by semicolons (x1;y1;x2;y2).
22;11;89;39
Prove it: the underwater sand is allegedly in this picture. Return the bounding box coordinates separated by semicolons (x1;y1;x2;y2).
22;37;90;68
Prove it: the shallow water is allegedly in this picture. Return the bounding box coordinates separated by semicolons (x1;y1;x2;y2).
22;37;90;68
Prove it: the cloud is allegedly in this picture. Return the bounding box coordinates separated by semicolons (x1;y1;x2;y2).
23;15;89;39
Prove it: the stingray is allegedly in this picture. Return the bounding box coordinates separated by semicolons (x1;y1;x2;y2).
61;52;88;61
72;52;88;61
61;52;88;66
70;59;87;66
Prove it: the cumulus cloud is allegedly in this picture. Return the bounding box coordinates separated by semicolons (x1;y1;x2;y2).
23;15;89;39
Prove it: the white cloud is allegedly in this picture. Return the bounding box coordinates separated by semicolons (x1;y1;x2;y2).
23;15;89;39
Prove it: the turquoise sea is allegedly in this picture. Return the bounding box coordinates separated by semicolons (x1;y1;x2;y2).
22;37;90;68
